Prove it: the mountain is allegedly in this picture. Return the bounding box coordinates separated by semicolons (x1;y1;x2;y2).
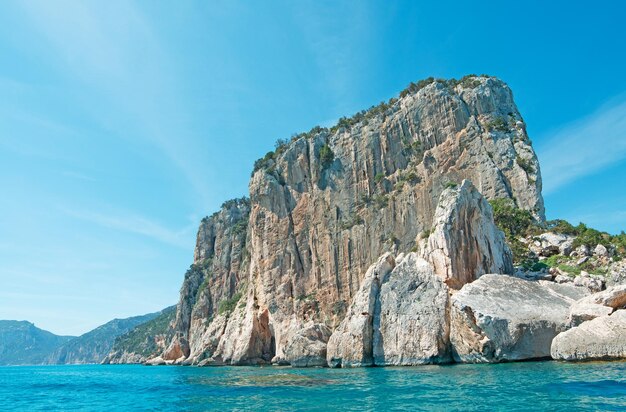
103;305;176;364
142;74;558;366
46;311;164;364
0;321;74;365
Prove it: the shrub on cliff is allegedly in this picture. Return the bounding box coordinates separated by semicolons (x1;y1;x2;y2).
319;144;334;169
218;292;243;316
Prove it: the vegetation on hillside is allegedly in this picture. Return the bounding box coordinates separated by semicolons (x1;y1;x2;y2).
109;306;176;359
489;198;626;268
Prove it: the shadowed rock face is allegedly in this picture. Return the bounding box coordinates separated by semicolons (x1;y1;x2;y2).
156;76;545;366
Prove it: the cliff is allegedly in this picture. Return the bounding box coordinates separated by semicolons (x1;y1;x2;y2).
155;75;547;366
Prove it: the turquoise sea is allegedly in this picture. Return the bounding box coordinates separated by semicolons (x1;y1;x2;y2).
0;362;624;411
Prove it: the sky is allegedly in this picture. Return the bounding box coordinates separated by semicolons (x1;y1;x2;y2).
0;0;625;336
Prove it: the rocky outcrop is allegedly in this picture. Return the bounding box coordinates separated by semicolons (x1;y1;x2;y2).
160;198;250;364
284;324;332;367
420;180;513;289
373;253;451;365
450;275;589;363
568;285;626;327
155;75;546;366
326;252;452;367
326;254;395;367
551;310;626;361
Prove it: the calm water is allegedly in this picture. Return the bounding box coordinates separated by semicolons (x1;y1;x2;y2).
1;362;625;411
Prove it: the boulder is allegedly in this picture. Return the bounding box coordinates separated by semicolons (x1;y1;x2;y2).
551;310;626;361
326;254;395;367
373;253;451;365
573;273;604;293
594;244;609;258
572;245;591;258
568;284;626;326
607;261;626;287
450;274;588;363
536;233;572;257
283;324;332;367
420;180;513;289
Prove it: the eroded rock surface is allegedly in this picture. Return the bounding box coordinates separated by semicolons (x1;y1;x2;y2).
154;76;545;367
568;285;626;327
373;253;451;365
450;274;588;363
551;310;626;361
326;254;395;367
420;180;513;289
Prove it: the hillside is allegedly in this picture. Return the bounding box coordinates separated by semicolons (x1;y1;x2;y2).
0;321;74;365
103;305;176;364
46;311;163;364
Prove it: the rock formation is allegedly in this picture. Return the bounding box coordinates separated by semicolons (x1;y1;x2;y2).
152;75;546;367
450;275;588;362
420;180;513;289
551;310;626;361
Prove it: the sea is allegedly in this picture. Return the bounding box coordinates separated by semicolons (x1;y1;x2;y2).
0;362;624;411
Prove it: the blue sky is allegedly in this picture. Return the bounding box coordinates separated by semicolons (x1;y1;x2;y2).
1;1;625;335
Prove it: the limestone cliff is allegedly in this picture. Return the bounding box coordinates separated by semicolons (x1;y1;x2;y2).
157;75;545;366
163;198;250;364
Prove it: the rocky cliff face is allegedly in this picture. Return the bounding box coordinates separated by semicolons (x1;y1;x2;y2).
161;198;250;364
157;75;546;366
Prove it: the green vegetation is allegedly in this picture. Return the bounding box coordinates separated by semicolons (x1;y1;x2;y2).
332;300;347;316
444;181;458;189
396;170;420;187
516;156;535;175
274;138;289;156
251;75;494;177
372;194;389;209
399;77;436;98
340;212;364;230
232;217;248;237
489;199;536;239
319;144;334;169
489;198;626;266
445;74;488;89
218;292;243;316
485;117;509;132
109;306;176;359
571;223;608;249
252;150;277;176
374;172;386;184
489;198;539;264
296;293;317;302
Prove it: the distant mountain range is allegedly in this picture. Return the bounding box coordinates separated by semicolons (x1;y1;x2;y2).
0;320;74;365
0;307;174;365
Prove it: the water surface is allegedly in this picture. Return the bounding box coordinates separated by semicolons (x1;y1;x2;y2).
1;362;624;411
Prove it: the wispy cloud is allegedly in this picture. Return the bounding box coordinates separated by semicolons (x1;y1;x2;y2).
538;97;626;194
61;207;195;249
15;1;214;206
